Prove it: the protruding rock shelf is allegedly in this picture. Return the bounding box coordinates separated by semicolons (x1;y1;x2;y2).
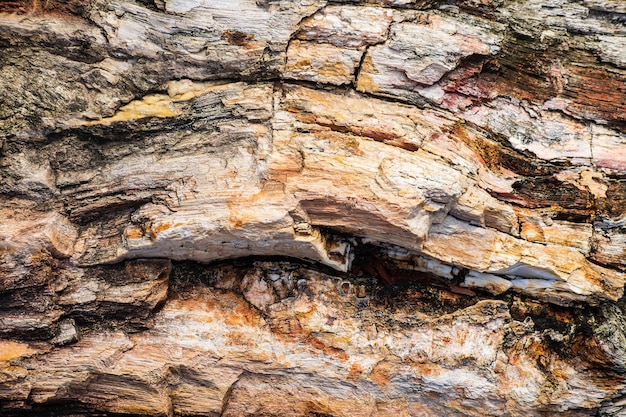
1;0;625;415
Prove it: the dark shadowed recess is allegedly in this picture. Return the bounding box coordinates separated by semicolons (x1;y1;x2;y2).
0;246;623;343
167;251;612;338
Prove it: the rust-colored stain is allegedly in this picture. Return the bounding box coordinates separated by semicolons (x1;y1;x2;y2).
124;226;144;239
286;58;312;70
317;61;351;78
347;362;363;381
411;362;441;377
520;221;545;242
453;327;472;347
225;331;256;347
571;334;615;369
369;361;393;387
508;352;522;367
565;63;626;128
268;316;311;346
355;55;379;93
172;293;222;315
226;201;244;229
290;111;317;124
436;290;465;304
226;184;285;229
0;0;85;17
0;340;34;362
148;222;177;238
447;122;490;169
310;131;364;156
221;30;255;46
152;222;171;234
514;338;547;363
305;336;349;361
360;128;399;143
449;285;476;297
224;302;260;327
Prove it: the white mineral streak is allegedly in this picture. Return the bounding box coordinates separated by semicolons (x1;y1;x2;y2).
298;5;393;48
463;98;593;164
357;13;504;107
462;271;512;295
592;125;626;173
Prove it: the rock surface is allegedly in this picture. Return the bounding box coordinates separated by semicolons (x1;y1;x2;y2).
1;0;626;415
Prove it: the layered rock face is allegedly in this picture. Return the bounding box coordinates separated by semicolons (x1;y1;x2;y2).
1;0;626;415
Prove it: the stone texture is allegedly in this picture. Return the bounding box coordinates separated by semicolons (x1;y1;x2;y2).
3;261;626;416
1;0;626;415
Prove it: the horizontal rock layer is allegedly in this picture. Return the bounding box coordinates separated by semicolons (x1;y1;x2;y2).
2;259;626;417
1;0;626;415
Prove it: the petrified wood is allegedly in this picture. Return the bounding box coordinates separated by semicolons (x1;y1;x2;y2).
1;0;626;415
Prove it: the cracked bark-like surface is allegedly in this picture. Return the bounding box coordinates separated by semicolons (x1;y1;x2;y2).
1;0;626;415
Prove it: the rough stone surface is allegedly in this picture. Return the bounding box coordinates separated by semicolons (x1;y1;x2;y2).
1;0;626;415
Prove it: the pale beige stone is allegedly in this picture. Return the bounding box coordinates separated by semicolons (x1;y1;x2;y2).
357;13;503;102
285;40;362;85
463;98;593;165
297;5;393;48
592;125;626;172
519;215;593;254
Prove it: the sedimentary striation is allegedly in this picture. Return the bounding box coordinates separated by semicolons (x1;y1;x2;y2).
0;0;625;415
